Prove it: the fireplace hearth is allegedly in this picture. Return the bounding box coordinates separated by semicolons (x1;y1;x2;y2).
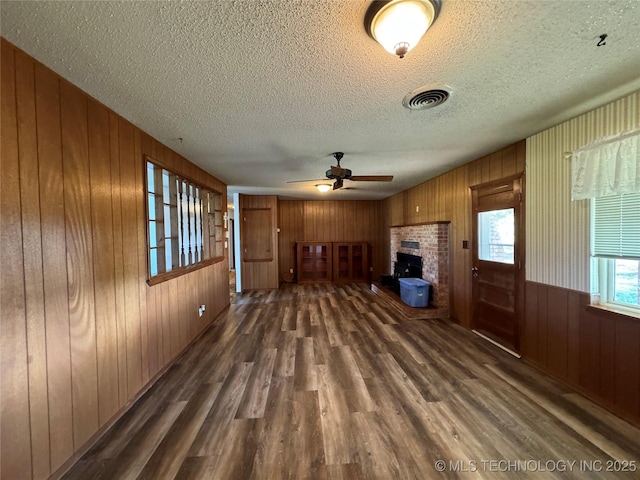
389;223;450;311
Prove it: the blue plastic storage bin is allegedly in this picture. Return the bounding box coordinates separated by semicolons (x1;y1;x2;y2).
398;278;430;307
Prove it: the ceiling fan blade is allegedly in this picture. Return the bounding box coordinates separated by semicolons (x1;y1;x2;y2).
286;178;327;184
333;178;343;190
349;175;393;182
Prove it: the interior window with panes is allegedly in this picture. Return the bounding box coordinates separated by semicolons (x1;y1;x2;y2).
146;158;223;281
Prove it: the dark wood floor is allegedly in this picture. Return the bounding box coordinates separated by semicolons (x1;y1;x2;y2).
64;283;640;479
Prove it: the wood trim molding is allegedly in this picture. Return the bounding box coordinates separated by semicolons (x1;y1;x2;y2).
147;256;225;286
389;220;451;228
469;172;526;190
144;154;223;195
586;303;640;322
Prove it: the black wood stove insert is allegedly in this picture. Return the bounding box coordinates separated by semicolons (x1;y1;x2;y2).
380;253;423;295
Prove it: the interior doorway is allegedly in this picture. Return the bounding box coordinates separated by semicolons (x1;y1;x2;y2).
471;175;525;354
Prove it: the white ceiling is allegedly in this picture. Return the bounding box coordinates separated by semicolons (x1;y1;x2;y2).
2;0;640;200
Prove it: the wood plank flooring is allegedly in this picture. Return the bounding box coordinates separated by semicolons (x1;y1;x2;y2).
64;283;640;479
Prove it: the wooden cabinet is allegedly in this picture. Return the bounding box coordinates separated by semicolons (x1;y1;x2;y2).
333;242;370;283
297;242;332;283
296;241;370;284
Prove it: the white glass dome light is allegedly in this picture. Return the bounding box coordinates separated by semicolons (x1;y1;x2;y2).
365;0;438;58
316;184;331;193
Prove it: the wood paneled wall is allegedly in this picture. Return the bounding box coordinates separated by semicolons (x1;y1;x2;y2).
278;200;304;282
278;200;385;283
240;195;279;290
523;91;640;427
382;141;526;326
525;281;640;426
382;92;640;429
1;39;229;480
386;192;405;227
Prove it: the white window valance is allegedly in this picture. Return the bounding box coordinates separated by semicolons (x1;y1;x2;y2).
571;130;640;200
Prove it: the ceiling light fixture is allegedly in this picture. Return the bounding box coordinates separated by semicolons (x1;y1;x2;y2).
364;0;439;58
316;184;331;193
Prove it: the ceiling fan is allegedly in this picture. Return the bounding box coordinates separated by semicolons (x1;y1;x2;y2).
287;152;393;190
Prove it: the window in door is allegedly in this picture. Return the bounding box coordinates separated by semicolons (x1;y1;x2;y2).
478;208;515;264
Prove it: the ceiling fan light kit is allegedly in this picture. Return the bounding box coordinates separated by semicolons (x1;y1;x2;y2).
365;0;440;58
316;184;331;193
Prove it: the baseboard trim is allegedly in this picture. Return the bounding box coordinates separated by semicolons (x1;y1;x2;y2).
472;329;522;358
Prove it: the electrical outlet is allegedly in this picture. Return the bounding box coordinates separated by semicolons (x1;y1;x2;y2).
370;267;373;272
201;304;206;312
415;205;420;213
198;307;203;317
289;268;294;273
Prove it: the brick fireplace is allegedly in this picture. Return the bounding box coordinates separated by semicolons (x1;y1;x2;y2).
390;222;450;311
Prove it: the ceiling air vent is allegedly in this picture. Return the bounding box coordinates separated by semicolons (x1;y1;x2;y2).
402;87;451;110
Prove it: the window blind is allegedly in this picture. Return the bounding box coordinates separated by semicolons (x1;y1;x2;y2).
592;192;640;259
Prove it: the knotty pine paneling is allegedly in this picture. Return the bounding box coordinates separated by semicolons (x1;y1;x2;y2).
383;141;525;326
277;200;385;283
524;281;640;426
0;38;229;480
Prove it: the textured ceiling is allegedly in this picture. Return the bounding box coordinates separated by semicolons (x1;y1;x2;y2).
2;0;640;200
